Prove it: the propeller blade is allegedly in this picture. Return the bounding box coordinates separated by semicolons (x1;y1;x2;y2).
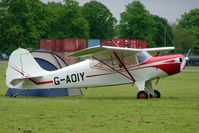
186;49;191;58
180;57;186;71
180;49;191;71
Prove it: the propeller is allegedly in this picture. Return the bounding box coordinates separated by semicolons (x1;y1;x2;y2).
180;49;191;71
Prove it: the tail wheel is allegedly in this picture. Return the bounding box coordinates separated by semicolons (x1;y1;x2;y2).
137;91;148;99
149;90;161;98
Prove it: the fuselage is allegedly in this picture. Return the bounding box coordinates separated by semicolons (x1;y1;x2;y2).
23;54;184;89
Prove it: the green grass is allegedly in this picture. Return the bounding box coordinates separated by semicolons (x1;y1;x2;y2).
185;66;199;70
0;62;199;133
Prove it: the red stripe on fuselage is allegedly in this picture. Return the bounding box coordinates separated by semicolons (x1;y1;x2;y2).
140;54;183;65
11;66;31;78
86;54;183;78
11;66;53;85
28;78;53;85
86;72;113;78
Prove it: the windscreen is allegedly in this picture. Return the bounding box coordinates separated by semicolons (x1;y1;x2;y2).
136;50;152;63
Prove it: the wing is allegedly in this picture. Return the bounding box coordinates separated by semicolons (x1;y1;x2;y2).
69;46;175;83
143;47;175;56
69;46;142;75
69;46;175;58
69;46;141;60
69;46;175;59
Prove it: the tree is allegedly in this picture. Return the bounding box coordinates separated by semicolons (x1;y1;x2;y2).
43;2;67;39
151;15;173;47
82;1;117;39
177;9;199;54
0;0;48;52
44;0;89;39
178;9;199;38
0;0;89;53
119;1;156;47
173;26;197;54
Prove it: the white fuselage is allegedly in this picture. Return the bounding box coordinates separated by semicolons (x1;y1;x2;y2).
23;59;168;89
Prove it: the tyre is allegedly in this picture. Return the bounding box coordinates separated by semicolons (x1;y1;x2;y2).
149;90;161;98
137;91;149;99
154;90;161;98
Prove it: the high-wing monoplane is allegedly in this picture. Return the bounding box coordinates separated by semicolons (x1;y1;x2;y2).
6;46;188;99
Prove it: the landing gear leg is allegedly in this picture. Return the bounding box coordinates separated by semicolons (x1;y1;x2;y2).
135;81;149;99
135;80;161;99
145;80;161;98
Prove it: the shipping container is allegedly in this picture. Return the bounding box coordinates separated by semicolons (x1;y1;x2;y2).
140;40;147;48
40;39;56;51
40;40;46;49
63;39;75;52
41;38;147;52
77;38;87;50
101;39;125;47
124;40;136;48
55;40;64;51
88;39;101;47
112;39;125;47
101;40;112;46
136;40;147;48
45;39;56;51
123;40;147;48
63;38;87;52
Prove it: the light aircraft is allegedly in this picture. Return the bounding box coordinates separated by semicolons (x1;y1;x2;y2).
6;46;188;99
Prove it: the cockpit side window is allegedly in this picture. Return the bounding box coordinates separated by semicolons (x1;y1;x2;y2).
136;50;152;63
90;53;138;71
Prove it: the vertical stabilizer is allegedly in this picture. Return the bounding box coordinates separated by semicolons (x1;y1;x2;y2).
6;48;49;88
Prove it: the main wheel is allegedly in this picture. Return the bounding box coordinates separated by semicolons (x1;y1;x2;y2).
137;91;148;99
154;90;161;98
149;90;161;98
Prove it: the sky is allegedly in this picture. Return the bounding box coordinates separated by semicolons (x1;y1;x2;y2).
41;0;199;23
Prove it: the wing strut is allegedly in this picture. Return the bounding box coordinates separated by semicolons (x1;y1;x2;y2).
93;56;132;81
113;52;135;82
93;52;136;83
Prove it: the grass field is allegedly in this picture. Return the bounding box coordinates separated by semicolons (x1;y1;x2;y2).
0;62;199;133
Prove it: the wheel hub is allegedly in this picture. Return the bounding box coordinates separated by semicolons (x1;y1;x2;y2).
139;94;145;99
